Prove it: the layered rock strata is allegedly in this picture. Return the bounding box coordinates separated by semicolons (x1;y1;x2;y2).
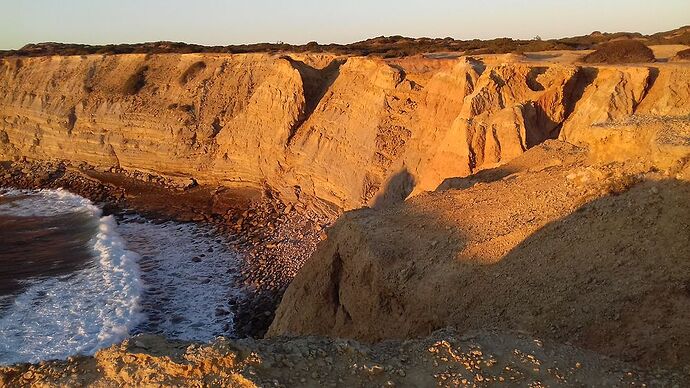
2;54;688;211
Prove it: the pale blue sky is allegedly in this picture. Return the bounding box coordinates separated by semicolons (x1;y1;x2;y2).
2;0;689;50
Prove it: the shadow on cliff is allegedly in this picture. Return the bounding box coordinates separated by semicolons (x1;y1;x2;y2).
370;167;415;209
437;164;518;190
437;140;582;190
450;178;690;368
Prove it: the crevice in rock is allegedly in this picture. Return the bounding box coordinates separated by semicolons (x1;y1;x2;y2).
551;66;600;137
466;57;487;75
282;57;345;146
387;63;407;86
562;67;599;121
123;65;149;95
526;67;548;91
179;61;207;86
633;67;660;113
210;117;223;138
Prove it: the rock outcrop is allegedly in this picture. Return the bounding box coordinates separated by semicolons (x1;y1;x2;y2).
269;139;690;370
2;54;688;211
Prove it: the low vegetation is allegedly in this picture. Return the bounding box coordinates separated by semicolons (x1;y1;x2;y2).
1;26;688;59
581;39;656;64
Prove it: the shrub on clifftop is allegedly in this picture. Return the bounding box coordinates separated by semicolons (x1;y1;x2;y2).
581;39;655;64
672;48;690;61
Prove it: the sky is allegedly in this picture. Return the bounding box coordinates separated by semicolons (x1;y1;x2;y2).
2;0;689;50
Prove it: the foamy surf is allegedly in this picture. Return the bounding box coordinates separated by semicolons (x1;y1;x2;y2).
0;189;144;365
118;215;242;342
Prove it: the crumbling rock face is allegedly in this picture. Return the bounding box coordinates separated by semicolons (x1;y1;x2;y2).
1;55;689;211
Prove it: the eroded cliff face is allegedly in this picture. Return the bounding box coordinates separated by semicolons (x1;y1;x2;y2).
266;57;690;370
2;54;688;211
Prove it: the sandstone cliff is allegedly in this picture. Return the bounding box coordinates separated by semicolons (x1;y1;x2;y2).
2;54;688;212
262;56;690;371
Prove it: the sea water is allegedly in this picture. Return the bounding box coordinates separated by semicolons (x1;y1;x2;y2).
0;189;242;365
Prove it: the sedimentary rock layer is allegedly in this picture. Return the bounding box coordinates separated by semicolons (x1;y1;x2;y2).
2;54;688;211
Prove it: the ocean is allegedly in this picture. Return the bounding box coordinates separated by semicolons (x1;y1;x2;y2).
0;188;242;365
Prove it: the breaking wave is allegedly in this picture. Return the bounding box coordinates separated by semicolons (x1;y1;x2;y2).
0;189;144;364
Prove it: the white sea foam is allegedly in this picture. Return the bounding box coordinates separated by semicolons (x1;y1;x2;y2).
0;188;102;217
117;215;242;342
0;190;145;365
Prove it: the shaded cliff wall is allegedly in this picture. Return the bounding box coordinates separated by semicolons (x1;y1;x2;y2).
1;54;689;210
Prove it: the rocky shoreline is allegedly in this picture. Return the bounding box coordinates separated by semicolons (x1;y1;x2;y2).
0;159;332;338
